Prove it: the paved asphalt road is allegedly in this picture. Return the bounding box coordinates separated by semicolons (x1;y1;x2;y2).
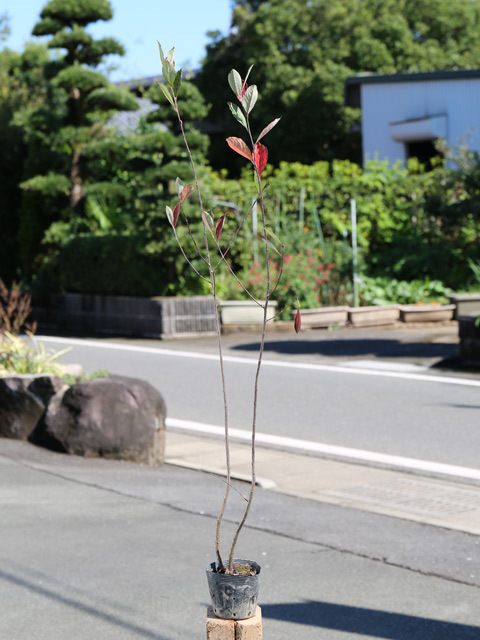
1;324;480;639
37;325;480;470
1;437;480;640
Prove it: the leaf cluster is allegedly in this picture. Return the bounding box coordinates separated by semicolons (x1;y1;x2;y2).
197;0;480;169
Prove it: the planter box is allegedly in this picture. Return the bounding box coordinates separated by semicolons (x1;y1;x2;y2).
348;305;400;327
399;304;455;323
448;292;480;319
32;294;217;338
459;314;480;364
219;300;277;325
293;306;349;329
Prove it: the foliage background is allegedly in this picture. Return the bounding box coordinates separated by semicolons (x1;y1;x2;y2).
1;0;480;308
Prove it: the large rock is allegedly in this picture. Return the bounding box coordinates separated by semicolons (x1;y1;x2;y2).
0;376;65;440
36;375;166;465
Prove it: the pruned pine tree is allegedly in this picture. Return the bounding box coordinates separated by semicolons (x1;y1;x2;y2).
120;79;210;233
22;0;138;226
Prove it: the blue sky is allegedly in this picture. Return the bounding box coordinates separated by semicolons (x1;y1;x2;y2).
1;0;232;81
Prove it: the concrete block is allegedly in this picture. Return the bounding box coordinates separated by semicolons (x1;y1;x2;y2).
235;606;263;640
207;606;235;639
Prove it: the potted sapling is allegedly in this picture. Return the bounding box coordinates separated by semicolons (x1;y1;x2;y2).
158;45;300;620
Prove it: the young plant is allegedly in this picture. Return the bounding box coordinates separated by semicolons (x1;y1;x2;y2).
0;279;36;335
159;45;300;574
0;331;70;377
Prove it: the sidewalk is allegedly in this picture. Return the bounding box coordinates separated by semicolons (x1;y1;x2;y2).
166;430;480;536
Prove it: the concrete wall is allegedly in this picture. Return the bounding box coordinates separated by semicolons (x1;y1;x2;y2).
361;77;480;165
33;294;217;339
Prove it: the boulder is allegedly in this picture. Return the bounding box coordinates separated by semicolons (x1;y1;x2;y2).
35;375;166;465
0;375;65;440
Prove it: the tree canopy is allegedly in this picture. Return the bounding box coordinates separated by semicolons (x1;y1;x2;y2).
197;0;480;170
13;0;138;275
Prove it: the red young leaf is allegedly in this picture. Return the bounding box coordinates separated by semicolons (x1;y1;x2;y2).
256;117;281;143
226;137;253;163
237;82;248;103
294;307;302;334
215;214;226;241
180;184;194;202
253;142;268;176
172;202;181;228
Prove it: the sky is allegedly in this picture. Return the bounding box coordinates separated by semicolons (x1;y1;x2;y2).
1;0;233;81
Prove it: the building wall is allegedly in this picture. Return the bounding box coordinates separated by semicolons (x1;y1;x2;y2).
361;78;480;165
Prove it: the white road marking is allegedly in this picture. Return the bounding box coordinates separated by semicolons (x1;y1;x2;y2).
37;335;480;388
341;359;428;373
166;417;480;482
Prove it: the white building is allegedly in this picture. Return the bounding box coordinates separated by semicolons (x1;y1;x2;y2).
345;69;480;167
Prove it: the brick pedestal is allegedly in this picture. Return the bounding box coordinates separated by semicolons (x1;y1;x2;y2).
206;606;262;639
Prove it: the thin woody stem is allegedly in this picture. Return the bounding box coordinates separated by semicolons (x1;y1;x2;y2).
210;198;264;305
180;203;209;266
227;121;270;570
173;93;231;571
173;229;210;283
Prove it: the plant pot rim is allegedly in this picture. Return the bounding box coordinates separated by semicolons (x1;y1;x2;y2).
398;304;455;312
348;305;399;312
219;300;277;307
291;305;349;315
207;559;261;575
449;292;480;300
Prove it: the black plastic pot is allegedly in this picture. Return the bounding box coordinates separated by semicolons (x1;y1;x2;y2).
206;559;261;620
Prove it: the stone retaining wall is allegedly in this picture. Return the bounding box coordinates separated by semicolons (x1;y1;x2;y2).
33;294;217;339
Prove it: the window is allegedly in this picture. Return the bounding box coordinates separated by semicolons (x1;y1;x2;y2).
406;140;442;170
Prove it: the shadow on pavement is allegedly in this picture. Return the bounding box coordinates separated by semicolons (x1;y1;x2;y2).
231;338;458;361
0;567;169;640
262;600;480;639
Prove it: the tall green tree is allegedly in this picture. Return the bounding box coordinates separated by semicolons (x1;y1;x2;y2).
17;0;137;274
0;12;10;41
0;39;55;283
198;0;480;170
123;79;209;233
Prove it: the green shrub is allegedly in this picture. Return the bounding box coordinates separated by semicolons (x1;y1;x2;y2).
33;233;210;297
217;242;354;316
0;332;70;376
359;276;452;306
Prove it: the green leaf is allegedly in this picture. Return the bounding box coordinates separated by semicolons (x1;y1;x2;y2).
202;210;214;233
157;41;165;64
166;205;174;226
159;82;174;106
266;227;284;248
243;85;258;114
228;69;243;97
162;59;176;85
175;177;185;197
244;64;254;86
166;47;175;64
228;102;247;128
173;69;182;96
263;237;282;256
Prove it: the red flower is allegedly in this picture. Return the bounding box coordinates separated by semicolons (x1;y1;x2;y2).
284;254;292;263
327;263;334;270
